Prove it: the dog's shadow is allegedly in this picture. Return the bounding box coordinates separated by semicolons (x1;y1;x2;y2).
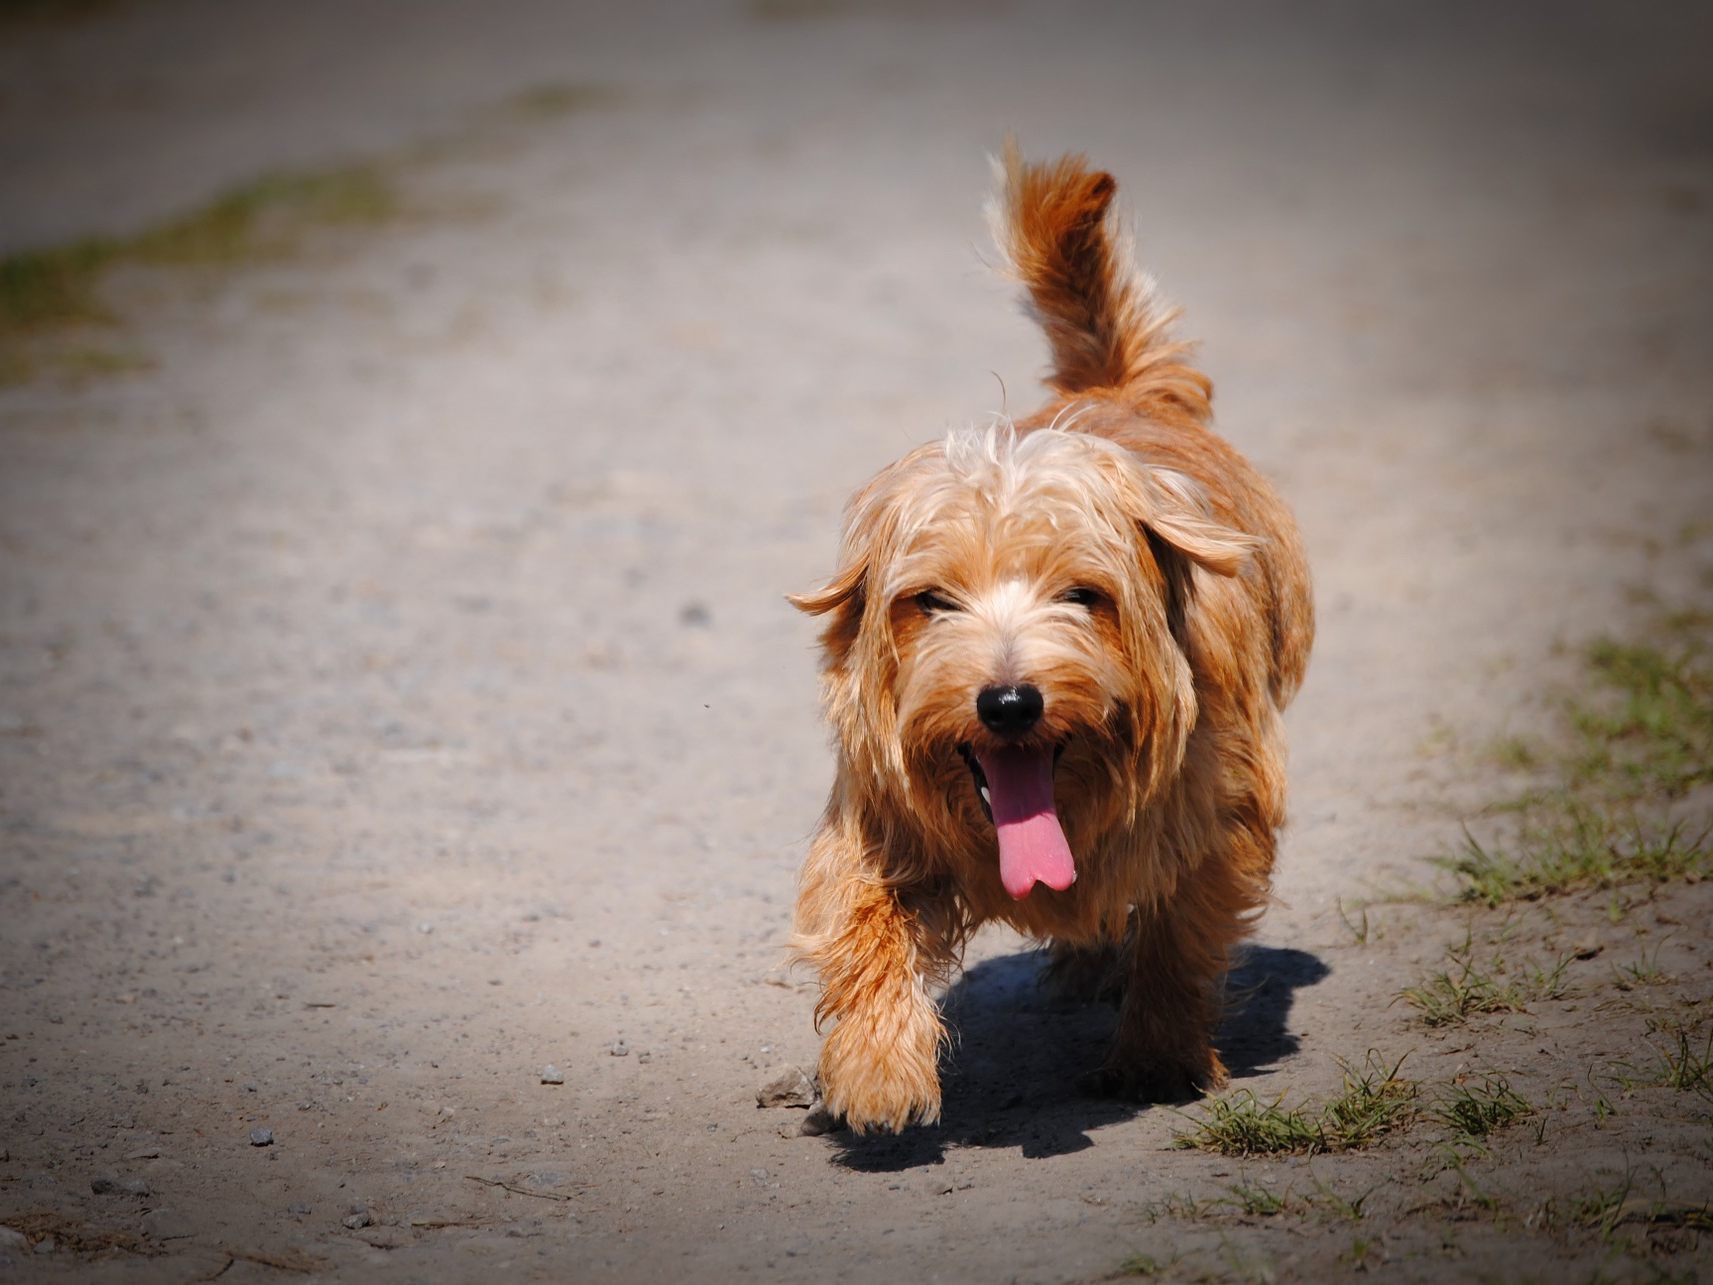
828;943;1329;1172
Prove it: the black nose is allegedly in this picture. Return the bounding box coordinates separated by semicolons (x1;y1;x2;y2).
976;684;1044;736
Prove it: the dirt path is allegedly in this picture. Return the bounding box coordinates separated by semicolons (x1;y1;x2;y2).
2;3;1711;1281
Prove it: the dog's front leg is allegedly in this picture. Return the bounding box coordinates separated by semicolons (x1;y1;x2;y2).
1095;899;1229;1103
1097;845;1266;1101
794;830;945;1133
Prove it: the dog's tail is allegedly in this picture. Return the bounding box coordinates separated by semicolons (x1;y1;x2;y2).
986;140;1210;417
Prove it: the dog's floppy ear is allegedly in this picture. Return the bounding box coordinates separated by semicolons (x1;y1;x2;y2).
1130;466;1254;639
1136;467;1254;577
787;558;865;617
788;553;868;663
788;465;907;656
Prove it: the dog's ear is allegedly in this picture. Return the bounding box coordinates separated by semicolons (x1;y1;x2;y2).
787;555;868;661
787;558;865;617
1137;467;1254;577
1131;466;1254;638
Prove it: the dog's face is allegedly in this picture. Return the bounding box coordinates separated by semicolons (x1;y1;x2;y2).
794;427;1250;899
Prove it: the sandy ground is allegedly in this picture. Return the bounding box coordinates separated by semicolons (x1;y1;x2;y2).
2;1;1711;1281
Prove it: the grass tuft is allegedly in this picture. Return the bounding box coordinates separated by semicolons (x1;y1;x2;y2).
1571;634;1713;798
1440;808;1710;907
0;164;399;385
1431;1073;1534;1141
126;168;397;267
1611;941;1670;991
500;82;618;119
1173;1053;1417;1156
1112;1252;1166;1277
1218;1182;1287;1216
1397;937;1570;1027
1437;614;1713;906
0;237;119;336
1648;1018;1713;1099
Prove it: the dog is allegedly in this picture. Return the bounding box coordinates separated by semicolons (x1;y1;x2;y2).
788;144;1313;1133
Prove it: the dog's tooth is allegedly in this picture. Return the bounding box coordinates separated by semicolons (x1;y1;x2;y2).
980;786;991;804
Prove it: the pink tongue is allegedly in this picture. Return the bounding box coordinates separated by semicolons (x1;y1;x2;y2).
975;745;1076;899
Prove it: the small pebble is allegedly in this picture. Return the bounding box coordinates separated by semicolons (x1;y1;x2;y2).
0;1227;26;1252
540;1065;564;1086
756;1065;815;1109
141;1209;193;1241
249;1127;274;1147
607;1040;629;1058
342;1211;373;1230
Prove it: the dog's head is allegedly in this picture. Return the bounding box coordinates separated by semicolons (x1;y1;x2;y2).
793;424;1252;900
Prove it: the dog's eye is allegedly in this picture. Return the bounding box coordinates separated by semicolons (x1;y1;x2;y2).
1059;587;1103;609
915;590;958;614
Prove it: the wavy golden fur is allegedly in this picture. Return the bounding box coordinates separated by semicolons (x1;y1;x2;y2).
790;146;1314;1133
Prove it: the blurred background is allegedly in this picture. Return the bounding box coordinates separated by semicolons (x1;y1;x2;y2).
1;1;1710;1280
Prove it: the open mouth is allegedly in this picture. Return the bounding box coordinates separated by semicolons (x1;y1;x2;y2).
958;742;1066;821
957;741;1076;900
957;743;994;820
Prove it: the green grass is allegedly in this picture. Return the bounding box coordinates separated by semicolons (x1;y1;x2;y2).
499;82;618;120
128;168;398;267
1431;1073;1534;1141
1335;897;1371;945
0;165;399;386
1611;942;1670;991
1440;808;1710;907
1648;1018;1713;1099
1397;937;1570;1027
1442;616;1713;905
0;236;119;335
1112;1252;1166;1277
1570;631;1713;799
1172;1054;1417;1157
1217;1182;1287;1216
1559;1171;1713;1242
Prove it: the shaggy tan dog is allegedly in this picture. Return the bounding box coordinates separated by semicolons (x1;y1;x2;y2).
790;145;1314;1134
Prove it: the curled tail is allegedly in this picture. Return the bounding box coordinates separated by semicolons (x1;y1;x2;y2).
987;141;1211;419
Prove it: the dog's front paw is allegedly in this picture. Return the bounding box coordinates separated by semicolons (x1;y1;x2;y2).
818;1020;942;1134
1082;1047;1228;1105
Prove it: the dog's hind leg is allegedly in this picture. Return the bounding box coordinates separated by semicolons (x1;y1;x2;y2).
792;824;952;1134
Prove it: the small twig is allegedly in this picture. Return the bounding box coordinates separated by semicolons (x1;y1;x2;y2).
198;1246;322;1277
408;1216;493;1229
463;1174;584;1202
